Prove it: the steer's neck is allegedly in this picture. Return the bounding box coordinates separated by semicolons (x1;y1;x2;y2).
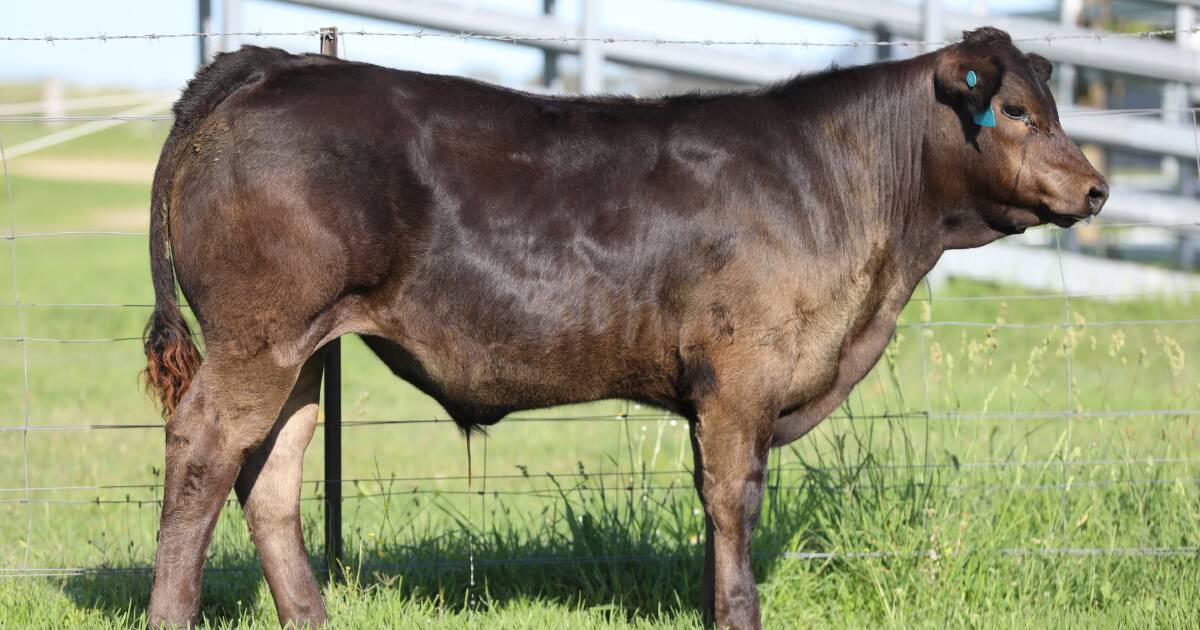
773;54;945;284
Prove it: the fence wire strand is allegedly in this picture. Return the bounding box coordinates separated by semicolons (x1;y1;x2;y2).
0;24;1197;47
3;108;1200;125
1;114;33;571
5;452;1199;497
2;407;1199;434
1055;233;1075;535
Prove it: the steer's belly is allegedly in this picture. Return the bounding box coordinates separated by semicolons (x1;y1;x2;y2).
370;284;681;424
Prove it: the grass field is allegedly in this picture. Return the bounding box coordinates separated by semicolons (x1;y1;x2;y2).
2;99;1200;628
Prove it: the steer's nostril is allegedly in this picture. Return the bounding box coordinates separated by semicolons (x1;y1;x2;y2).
1086;182;1109;215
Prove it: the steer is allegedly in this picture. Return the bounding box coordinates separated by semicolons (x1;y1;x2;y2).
142;27;1107;629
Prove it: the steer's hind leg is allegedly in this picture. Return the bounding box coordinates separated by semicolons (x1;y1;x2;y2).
234;351;327;627
148;345;312;629
689;427;717;623
689;397;774;630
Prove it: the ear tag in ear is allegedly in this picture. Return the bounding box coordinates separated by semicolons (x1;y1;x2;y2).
964;70;995;127
973;104;996;128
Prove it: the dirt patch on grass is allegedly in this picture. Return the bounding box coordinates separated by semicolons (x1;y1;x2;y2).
9;156;156;185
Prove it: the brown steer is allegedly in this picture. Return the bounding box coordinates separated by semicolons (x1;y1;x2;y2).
142;28;1106;629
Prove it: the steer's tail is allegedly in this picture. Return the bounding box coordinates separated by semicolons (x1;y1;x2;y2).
141;151;201;417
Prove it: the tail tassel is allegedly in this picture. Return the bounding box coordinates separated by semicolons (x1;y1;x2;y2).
141;311;202;417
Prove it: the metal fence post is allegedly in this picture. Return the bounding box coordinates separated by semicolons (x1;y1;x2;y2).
579;0;604;93
222;0;242;54
542;0;559;89
197;0;212;67
319;26;344;581
920;0;942;54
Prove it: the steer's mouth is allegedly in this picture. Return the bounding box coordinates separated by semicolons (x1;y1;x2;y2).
993;203;1082;235
1039;207;1086;228
1034;202;1096;229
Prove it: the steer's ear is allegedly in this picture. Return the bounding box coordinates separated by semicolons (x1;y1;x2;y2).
934;44;1006;125
1027;53;1053;83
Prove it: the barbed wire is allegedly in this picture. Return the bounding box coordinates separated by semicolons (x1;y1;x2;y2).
0;25;1196;48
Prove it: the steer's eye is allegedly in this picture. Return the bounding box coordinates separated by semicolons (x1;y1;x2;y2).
1001;103;1029;121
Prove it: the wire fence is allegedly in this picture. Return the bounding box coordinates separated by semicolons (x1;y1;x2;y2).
1;22;1198;47
1;25;1199;586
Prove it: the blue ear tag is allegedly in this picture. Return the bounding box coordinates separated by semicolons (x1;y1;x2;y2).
964;70;995;127
973;105;996;127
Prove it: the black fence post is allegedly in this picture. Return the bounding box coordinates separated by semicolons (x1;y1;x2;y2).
323;338;343;579
319;26;343;582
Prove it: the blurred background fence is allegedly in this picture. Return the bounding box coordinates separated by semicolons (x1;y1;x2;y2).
1;2;1200;621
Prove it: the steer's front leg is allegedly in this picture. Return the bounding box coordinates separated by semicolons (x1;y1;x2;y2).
689;399;774;630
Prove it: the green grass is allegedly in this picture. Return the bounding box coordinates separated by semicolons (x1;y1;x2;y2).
2;105;1200;628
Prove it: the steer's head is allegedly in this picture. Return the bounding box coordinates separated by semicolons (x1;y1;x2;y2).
930;27;1108;248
